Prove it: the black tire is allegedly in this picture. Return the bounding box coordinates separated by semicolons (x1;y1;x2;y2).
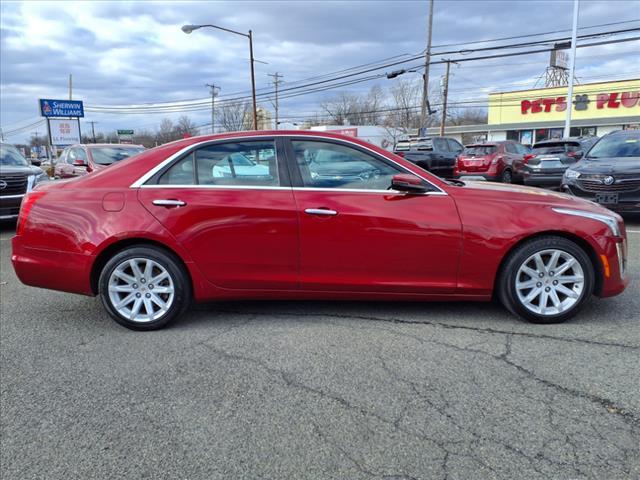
497;236;594;324
501;169;513;184
98;246;191;331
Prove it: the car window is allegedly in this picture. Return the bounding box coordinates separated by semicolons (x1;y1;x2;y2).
0;144;29;167
66;149;77;164
157;140;279;186
447;139;463;153
158;154;195;185
515;143;530;154
505;143;517;154
532;142;567;154
292;140;401;190
433;138;449;152
90;146;144;165
565;142;582;152
464;145;497;155
74;148;88;162
587;133;640;159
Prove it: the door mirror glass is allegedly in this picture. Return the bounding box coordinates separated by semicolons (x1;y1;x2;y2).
391;174;428;193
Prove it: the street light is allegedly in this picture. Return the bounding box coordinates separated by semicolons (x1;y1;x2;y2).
182;23;258;130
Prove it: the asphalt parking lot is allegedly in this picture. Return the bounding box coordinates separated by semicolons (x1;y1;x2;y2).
1;218;639;480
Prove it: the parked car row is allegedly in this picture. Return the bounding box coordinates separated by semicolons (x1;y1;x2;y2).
54;144;145;179
0;143;48;220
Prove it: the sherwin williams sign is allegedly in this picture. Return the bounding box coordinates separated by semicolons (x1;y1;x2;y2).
39;99;84;117
488;79;640;125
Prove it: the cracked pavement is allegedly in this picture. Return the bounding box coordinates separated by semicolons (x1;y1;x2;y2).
1;219;639;479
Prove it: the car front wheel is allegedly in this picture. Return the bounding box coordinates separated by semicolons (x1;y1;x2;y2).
98;246;191;330
498;236;594;324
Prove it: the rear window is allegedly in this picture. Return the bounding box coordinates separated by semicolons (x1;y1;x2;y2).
532;142;567;154
463;145;497;155
90;146;145;165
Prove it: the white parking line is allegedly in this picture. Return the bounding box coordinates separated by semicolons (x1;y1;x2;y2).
627;229;640;234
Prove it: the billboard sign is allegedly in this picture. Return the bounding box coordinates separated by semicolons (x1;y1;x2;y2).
49;119;81;146
39;99;84;118
117;129;134;144
326;127;358;137
549;50;569;69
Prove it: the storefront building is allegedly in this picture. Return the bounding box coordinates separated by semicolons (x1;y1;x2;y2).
422;78;639;146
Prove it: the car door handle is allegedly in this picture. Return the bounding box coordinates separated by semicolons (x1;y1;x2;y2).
152;199;186;207
304;208;338;216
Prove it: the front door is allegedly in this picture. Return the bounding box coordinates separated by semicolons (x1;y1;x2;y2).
137;138;299;290
286;138;462;294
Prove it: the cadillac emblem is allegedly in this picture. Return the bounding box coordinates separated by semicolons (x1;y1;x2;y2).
603;176;615;186
0;180;7;190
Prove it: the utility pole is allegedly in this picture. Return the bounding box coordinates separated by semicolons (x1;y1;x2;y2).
563;0;580;138
248;30;258;130
206;83;220;134
420;0;435;132
439;60;452;137
87;121;98;143
267;72;283;129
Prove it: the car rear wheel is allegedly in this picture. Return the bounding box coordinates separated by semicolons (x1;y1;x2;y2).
498;236;594;324
501;169;512;183
99;246;191;330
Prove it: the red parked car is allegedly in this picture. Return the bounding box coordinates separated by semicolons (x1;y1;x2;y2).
454;140;529;183
54;144;145;179
12;131;628;330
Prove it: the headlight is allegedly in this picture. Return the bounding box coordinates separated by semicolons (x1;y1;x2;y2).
552;207;621;237
27;172;47;192
564;169;581;180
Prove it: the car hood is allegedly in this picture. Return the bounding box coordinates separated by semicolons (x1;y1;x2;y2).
0;165;44;176
457;180;611;213
570;157;640;175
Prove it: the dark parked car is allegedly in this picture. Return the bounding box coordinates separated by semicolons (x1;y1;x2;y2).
562;130;640;214
394;137;464;178
54;143;145;179
515;136;598;187
0;143;47;221
454;140;529;183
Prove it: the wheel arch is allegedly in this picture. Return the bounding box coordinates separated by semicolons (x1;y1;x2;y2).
90;237;193;295
493;230;603;298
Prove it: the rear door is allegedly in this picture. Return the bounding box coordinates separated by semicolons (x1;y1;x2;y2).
137;138;299;290
285;137;462;294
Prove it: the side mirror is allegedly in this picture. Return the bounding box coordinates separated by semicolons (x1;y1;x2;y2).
391;174;429;193
31;159;42;167
73;159;88;167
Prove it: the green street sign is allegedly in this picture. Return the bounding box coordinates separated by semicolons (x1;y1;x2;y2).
117;129;134;135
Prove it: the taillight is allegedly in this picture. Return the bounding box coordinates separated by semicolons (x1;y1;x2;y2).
16;191;47;236
523;153;536;164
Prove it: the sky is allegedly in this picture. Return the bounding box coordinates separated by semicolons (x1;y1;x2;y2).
1;0;639;144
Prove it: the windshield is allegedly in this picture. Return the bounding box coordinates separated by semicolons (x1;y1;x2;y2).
532;142;567;154
0;144;29;167
463;145;497;156
587;134;640;159
90;146;145;165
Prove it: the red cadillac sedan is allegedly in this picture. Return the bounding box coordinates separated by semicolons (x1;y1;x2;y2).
12;131;628;330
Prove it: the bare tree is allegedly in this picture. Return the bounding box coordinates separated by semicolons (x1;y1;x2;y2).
219;102;251;132
384;77;421;133
157;118;175;144
175;115;198;137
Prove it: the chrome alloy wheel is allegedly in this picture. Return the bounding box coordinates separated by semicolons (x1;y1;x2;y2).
107;258;175;323
515;249;585;316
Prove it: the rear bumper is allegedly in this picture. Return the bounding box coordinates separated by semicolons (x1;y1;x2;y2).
0;194;24;220
522;173;563;187
11;236;95;295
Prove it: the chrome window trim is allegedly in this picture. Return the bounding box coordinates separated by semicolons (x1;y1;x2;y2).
130;134;447;195
0;194;25;199
138;183;446;195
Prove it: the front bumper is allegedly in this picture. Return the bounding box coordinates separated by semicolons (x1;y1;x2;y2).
522;172;564;187
562;183;640;214
0;194;24;220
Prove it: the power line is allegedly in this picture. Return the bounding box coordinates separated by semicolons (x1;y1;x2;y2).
84;24;640;112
